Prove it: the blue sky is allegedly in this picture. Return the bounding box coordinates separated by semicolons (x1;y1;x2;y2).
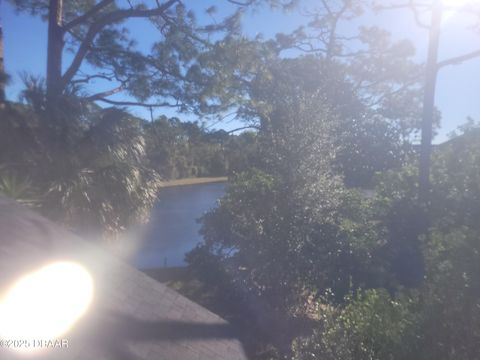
1;0;480;142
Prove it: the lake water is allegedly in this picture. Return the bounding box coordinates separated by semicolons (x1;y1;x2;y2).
131;182;226;269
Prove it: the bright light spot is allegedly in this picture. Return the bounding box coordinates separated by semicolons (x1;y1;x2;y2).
443;0;468;6
0;262;94;349
442;0;476;22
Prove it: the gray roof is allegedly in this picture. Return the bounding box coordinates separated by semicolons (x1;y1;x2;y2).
0;197;247;360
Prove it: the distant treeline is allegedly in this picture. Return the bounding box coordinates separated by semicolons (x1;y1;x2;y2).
143;116;257;180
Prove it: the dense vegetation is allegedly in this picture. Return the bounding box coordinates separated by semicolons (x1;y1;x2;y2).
0;102;254;238
144;116;257;179
3;0;480;359
187;72;480;357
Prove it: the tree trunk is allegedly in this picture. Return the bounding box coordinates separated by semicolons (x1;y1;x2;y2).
45;0;72;176
419;0;442;206
46;0;64;106
0;24;6;106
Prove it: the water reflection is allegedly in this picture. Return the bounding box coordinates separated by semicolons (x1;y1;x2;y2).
131;182;226;269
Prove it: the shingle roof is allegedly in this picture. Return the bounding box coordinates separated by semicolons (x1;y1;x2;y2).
0;197;248;360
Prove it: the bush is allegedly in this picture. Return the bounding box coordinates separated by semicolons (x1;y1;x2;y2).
292;289;419;360
417;227;480;359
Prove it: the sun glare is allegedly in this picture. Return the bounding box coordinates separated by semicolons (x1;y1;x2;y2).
0;262;94;352
443;0;468;6
442;0;477;22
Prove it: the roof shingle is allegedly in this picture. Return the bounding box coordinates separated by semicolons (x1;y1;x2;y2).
0;197;247;360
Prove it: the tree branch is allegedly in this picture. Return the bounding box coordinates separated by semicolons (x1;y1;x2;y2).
227;0;255;6
320;0;333;16
374;1;431;29
227;125;259;133
86;86;125;100
374;1;431;11
71;73;115;84
409;0;430;29
325;0;351;60
91;98;181;108
61;0;179;89
437;49;480;69
63;0;114;32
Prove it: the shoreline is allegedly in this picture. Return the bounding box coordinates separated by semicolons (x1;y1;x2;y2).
160;176;228;188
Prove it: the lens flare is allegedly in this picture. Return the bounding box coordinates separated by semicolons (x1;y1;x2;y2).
443;0;470;6
441;0;477;23
0;262;94;350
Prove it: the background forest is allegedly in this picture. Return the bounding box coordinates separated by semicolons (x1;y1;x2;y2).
1;0;480;359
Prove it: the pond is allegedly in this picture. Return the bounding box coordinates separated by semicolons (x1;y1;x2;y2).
131;182;226;269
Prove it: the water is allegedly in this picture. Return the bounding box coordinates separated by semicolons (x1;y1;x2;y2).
131;182;226;269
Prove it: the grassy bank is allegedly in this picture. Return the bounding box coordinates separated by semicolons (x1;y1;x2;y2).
160;177;228;188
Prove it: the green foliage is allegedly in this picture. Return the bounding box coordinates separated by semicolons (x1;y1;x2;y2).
293;225;480;360
0;166;37;206
192;59;393;312
292;289;419;360
42;108;162;238
292;126;480;360
190;56;409;318
0;96;253;239
418;227;480;359
335;116;411;188
430;127;480;232
7;0;278;115
199;168;386;310
241;56;410;187
373;163;426;287
186;48;480;356
5;2;480;358
415;126;480;359
274;1;424;138
0;104;43;170
0;103;161;239
144;116;257;180
373;124;480;286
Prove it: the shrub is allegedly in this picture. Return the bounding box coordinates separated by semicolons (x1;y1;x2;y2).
292;289;419;360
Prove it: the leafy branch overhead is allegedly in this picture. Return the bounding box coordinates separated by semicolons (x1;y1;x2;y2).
9;0;251;113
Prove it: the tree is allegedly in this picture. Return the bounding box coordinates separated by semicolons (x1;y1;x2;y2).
43;108;162;238
238;54;412;187
0;95;162;238
11;0;176;104
4;0;298;238
144;116;232;179
6;0;249;144
198;2;426;181
274;0;424;139
193;58;388;313
0;22;6;106
272;0;480;199
374;0;480;204
418;0;442;206
8;0;294;113
292;289;418;360
293;125;480;360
